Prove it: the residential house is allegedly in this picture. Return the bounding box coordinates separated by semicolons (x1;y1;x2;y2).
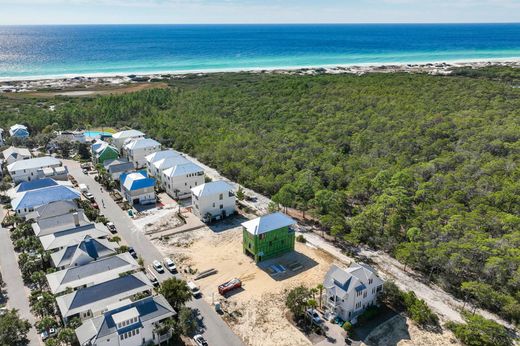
9;124;29;138
93;141;119;165
145;150;182;176
39;222;111;251
32;210;90;237
103;158;134;181
51;236;117;270
2;146;31;165
242;212;296;262
323;263;384;324
7;156;66;183
123;138;161;169
111;129;145;150
26;200;80;222
161;162;204;200
14;178;59;195
120;171;156;206
55;272;153;322
46;253;139;295
75;295;176;346
191;181;236;222
11;185;81;216
55;130;86;143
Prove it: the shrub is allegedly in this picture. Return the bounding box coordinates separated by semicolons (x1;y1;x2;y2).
296;235;306;243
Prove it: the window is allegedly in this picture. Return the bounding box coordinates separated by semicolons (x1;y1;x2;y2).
219;193;223;200
220;204;223;209
369;278;373;285
357;291;362;297
355;302;361;309
212;203;215;207
259;234;265;240
363;292;367;298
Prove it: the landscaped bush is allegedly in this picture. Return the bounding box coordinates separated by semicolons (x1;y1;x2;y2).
296;234;306;243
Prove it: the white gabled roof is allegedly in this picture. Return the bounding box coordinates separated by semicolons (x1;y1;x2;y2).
124;138;161;151
7;156;61;171
241;212;296;235
153;156;189;171
3;146;31;160
145;150;181;164
112;129;145;139
162;162;203;178
191;181;233;198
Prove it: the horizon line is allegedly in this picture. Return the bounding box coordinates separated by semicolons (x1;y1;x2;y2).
1;21;520;27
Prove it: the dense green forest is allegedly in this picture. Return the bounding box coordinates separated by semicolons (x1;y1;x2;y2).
1;67;520;325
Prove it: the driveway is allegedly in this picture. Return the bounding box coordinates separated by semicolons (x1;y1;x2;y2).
64;159;244;346
0;209;41;346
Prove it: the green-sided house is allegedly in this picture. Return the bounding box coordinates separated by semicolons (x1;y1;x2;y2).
242;212;296;263
93;143;119;165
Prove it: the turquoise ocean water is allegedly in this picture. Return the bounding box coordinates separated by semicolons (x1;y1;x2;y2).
0;24;519;79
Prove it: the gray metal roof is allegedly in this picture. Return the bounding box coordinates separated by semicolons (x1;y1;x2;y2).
51;237;117;268
39;223;111;251
32;210;90;237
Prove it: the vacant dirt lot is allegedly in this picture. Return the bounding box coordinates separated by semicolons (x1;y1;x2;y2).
154;227;462;346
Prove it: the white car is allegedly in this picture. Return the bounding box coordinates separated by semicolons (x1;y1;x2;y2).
41;328;57;341
163;257;176;273
152;260;164;273
187;281;201;297
194;334;208;346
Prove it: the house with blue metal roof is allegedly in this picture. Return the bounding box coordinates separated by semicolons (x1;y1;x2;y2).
323;263;384;324
14;178;59;194
75;294;176;346
56;272;153;322
12;184;81;216
9;124;29;139
120;170;156;206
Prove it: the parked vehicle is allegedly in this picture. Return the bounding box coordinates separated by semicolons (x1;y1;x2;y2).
128;247;137;258
152;260;164;273
146;267;159;287
163;257;176;273
306;308;323;324
106;222;117;233
91;202;99;209
82;168;89;174
80;163;91;170
187;281;201;297
193;334;208;346
83;191;95;202
218;278;242;295
41;328;58;341
78;184;88;193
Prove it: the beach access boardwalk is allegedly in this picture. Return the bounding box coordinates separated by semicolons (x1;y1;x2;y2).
0;208;42;346
63;159;244;346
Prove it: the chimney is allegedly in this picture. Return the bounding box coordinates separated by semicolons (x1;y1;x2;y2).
73;212;80;227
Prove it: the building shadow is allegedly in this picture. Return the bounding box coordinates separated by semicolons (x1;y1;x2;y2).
132;203;158;213
352;310;410;346
207;214;249;233
219;286;245;299
257;250;319;282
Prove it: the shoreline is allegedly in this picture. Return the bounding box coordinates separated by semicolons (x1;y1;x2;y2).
1;58;519;93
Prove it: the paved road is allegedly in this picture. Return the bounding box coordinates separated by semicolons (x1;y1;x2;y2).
0;209;41;346
65;160;244;346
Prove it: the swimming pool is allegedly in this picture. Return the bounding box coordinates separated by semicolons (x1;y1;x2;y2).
84;131;113;138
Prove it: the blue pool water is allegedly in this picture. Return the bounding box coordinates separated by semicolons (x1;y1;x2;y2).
84;131;112;138
0;24;519;79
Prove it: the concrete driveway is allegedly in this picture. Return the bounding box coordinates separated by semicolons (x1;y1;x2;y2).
0;209;42;346
64;159;244;346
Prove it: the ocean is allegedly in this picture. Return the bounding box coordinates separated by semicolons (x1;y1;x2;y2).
0;24;519;80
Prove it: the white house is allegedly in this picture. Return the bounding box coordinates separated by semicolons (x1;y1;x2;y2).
161;162;204;199
9;124;29;138
2;146;32;165
7;156;66;183
112;129;145;150
55;272;153;322
191;181;236;222
39;222;111;251
51;236;117;270
123;138;161;169
145;149;182;176
151;156;190;184
75;295;176;346
323;263;384;324
120;171;156;206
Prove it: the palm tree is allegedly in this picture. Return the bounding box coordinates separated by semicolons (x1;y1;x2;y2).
316;284;324;310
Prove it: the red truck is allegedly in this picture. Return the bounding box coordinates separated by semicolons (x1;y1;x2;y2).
218;278;242;295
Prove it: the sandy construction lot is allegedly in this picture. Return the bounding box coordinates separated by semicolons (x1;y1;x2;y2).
153;226;463;346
